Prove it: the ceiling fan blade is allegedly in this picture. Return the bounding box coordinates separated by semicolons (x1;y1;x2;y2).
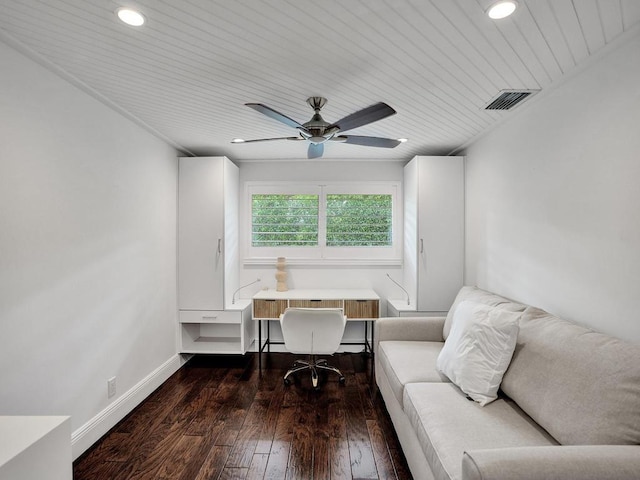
308;143;324;159
245;103;306;130
336;135;402;148
329;102;397;133
232;136;303;143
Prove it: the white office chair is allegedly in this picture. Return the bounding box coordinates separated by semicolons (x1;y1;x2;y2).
280;307;347;389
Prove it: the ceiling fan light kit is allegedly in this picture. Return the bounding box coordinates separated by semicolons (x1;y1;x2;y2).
235;97;402;158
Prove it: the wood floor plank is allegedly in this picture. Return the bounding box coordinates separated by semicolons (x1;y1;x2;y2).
220;467;248;479
194;445;232;480
313;432;331;480
329;437;352;480
73;459;129;480
184;386;224;436
226;380;270;467
367;419;397;479
262;400;298;479
344;380;379;479
225;419;262;468
126;423;190;480
156;434;204;479
326;377;352;479
287;421;314;478
254;375;285;454
73;353;412;480
78;431;131;463
245;453;270;480
99;421;173;479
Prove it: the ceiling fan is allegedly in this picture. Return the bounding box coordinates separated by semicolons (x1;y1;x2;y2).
233;97;402;159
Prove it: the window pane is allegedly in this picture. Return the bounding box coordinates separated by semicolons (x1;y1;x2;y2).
326;194;392;246
252;194;319;246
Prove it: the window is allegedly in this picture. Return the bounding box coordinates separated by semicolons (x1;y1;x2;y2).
245;182;401;264
252;194;319;247
326;194;392;247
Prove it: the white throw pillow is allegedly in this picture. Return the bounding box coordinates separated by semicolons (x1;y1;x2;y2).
436;300;521;406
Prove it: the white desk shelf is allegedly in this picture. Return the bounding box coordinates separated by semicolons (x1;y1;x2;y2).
179;299;253;354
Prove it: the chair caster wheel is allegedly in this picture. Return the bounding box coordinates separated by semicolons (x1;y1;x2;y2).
284;378;291;386
339;376;346;385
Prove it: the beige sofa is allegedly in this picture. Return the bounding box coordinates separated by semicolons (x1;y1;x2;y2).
375;286;640;480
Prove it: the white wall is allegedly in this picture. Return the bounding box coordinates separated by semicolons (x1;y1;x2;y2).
0;40;179;456
238;160;406;345
464;30;640;344
238;160;406;301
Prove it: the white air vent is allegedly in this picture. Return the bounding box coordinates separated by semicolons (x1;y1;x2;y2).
485;90;538;110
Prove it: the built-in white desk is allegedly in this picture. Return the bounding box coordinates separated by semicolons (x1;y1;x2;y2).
252;289;380;373
387;299;448;317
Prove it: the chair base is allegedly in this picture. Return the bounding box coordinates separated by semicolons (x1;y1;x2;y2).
284;356;346;389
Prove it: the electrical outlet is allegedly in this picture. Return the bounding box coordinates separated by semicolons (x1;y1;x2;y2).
107;377;116;398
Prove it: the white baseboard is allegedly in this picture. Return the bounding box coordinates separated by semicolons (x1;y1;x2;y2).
71;354;182;460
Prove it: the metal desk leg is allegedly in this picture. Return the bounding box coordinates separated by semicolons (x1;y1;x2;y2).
364;321;368;353
258;319;262;375
371;320;374;354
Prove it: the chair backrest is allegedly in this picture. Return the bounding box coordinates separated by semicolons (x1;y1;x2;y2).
280;308;347;355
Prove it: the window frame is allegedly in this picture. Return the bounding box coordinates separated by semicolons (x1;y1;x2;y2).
243;181;402;265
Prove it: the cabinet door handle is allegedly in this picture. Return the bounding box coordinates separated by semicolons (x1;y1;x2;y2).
217;238;222;255
202;316;218;321
420;238;424;254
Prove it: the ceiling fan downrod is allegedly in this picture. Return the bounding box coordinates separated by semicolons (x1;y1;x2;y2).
301;97;333;144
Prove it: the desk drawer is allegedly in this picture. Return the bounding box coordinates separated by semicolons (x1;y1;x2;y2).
344;299;379;319
289;299;343;309
253;299;288;319
179;310;241;324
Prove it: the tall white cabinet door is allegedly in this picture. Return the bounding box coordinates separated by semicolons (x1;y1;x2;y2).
178;157;225;310
404;156;464;312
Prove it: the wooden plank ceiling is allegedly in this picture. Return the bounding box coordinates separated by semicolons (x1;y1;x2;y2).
0;0;638;160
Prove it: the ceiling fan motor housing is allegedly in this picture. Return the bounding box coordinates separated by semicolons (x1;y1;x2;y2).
301;97;334;143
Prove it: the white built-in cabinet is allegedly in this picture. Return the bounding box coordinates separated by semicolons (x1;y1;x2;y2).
0;416;71;480
402;156;464;313
178;156;253;354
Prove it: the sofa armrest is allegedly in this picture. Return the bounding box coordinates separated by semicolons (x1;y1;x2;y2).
374;316;445;353
462;446;640;480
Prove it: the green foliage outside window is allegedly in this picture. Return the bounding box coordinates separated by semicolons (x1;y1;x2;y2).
326;194;392;246
252;193;392;248
252;194;319;246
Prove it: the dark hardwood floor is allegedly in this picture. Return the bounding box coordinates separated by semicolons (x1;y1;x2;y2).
73;352;412;480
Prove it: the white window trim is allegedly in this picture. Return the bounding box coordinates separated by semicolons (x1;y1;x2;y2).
243;181;402;266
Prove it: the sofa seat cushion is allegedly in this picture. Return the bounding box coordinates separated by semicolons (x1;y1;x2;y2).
501;306;640;445
378;340;449;405
404;383;557;480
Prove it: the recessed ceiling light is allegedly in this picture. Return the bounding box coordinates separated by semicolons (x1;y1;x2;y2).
116;7;145;27
487;1;517;20
231;138;245;143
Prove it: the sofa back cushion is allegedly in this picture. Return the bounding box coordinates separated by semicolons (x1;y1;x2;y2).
501;306;640;445
444;286;526;340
